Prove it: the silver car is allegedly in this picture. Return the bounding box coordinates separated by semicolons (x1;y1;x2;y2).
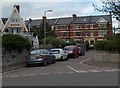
25;49;56;66
50;48;68;61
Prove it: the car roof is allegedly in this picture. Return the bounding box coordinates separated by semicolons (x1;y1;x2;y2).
51;48;63;50
64;45;77;47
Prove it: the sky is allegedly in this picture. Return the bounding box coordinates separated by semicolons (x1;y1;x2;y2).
0;0;119;29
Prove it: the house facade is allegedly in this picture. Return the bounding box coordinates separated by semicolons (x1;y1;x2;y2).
25;14;112;47
2;5;28;35
53;14;112;47
2;4;39;48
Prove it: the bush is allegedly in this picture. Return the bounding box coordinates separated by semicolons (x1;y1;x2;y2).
84;40;89;50
94;41;106;50
94;34;120;53
2;34;32;52
42;36;64;48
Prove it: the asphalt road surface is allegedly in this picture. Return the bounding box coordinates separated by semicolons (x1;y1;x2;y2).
2;50;119;86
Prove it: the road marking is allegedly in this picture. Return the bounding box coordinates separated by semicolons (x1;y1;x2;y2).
39;73;50;75
55;72;64;75
67;66;79;73
9;75;19;78
22;74;36;77
88;70;102;72
79;57;92;64
78;70;88;73
103;69;119;72
65;72;75;74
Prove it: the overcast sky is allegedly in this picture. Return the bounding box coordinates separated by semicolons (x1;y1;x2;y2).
0;0;119;28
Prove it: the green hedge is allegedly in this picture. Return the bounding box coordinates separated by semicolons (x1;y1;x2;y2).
2;34;32;52
94;34;120;53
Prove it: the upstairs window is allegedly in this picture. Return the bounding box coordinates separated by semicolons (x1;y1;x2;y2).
12;18;18;23
75;32;82;37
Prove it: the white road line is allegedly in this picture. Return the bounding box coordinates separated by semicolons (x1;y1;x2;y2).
65;72;75;74
78;70;88;73
55;72;64;75
88;70;102;72
104;69;119;72
9;75;19;78
22;74;36;77
39;73;50;75
67;66;79;73
80;57;92;64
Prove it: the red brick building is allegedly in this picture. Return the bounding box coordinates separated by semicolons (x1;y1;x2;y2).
53;14;112;47
25;14;112;47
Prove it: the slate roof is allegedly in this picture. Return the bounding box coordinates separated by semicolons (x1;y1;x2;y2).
55;17;73;25
1;18;8;24
24;14;111;26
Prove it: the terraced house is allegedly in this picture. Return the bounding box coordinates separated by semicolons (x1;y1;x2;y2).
27;14;112;47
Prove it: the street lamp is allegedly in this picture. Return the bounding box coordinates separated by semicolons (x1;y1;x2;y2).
43;10;52;49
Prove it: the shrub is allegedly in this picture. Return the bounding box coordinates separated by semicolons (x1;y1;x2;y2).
2;34;32;52
94;34;120;53
94;41;106;50
84;40;89;50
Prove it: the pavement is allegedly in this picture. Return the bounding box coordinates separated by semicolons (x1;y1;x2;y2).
83;57;120;68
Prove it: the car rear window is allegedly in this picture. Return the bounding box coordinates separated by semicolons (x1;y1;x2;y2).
64;47;74;50
51;50;60;54
30;50;41;54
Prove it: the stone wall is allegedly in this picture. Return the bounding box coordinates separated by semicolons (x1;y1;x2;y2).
2;49;28;72
94;50;120;63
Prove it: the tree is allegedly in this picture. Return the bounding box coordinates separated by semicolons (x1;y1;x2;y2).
42;36;64;48
92;0;120;21
30;19;56;44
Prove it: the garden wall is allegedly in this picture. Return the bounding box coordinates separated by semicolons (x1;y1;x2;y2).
2;49;28;72
94;50;120;63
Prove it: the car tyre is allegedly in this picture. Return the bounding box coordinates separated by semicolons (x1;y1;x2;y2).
53;58;56;63
43;59;47;66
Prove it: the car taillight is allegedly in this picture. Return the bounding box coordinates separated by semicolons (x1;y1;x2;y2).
38;54;43;58
70;51;73;53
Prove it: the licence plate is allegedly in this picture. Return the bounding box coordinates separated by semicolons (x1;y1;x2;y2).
31;56;35;60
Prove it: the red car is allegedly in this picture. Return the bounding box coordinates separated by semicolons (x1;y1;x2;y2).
64;45;79;58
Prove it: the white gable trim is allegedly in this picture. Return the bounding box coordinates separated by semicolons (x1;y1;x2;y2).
96;17;107;23
0;18;4;31
2;7;28;32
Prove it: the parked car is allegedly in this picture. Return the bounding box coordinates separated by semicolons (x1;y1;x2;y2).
25;49;56;66
50;48;68;61
76;43;86;56
64;45;79;58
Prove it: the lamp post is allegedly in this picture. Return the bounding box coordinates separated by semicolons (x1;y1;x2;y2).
43;10;52;49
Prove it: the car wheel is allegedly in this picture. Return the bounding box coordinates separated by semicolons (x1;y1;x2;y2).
43;59;47;66
26;64;31;67
53;58;56;63
60;56;63;60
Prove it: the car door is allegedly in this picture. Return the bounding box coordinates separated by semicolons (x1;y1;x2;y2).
43;50;53;63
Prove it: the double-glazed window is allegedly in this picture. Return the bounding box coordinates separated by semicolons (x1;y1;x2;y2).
62;32;69;37
98;24;106;28
98;31;106;37
75;32;82;37
12;18;18;23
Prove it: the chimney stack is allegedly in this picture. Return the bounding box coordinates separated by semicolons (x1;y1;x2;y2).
14;4;20;13
72;14;77;22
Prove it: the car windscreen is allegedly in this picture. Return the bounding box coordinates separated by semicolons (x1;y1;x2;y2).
50;50;60;54
30;50;41;55
64;47;73;50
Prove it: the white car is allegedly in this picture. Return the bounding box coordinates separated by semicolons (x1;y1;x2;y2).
50;48;68;60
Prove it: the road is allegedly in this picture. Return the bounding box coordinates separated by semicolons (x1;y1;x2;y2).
2;50;119;86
